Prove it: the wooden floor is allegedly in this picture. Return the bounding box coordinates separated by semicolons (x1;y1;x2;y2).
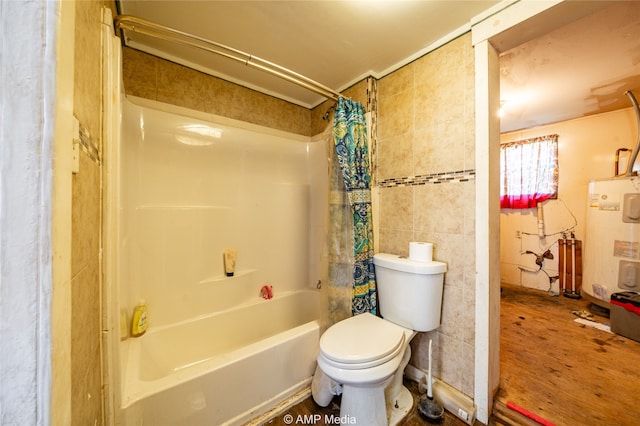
495;284;640;426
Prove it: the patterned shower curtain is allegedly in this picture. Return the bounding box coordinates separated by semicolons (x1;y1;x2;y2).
333;97;377;315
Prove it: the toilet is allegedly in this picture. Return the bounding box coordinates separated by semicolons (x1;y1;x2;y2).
312;243;446;425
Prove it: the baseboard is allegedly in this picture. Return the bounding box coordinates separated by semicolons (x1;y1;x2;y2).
404;365;477;425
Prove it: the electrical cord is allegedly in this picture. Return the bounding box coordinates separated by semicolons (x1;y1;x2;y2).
520;199;578;239
519;247;559;297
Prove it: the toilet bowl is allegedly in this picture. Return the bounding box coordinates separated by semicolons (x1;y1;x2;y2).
312;245;447;426
318;313;412;384
313;313;415;425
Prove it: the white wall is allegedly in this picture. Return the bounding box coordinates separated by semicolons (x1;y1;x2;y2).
0;2;62;424
500;107;638;290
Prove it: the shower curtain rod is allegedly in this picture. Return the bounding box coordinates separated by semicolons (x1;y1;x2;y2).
114;15;342;102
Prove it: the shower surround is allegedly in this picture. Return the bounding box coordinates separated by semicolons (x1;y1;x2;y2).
108;97;327;425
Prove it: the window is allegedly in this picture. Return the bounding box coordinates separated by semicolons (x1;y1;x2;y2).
500;134;558;209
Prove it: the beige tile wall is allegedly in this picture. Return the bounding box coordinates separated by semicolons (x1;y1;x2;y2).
123;47;316;136
123;47;370;138
376;33;477;397
72;1;117;425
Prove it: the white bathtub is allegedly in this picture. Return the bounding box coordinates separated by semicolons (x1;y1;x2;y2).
120;290;320;425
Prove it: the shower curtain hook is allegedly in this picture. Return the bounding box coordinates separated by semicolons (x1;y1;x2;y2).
322;104;336;121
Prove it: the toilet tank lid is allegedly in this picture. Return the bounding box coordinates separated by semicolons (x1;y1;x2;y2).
373;253;446;274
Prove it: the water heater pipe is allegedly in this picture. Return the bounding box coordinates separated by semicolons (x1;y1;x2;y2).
571;234;576;293
615;148;630;176
562;238;567;293
624;90;640;177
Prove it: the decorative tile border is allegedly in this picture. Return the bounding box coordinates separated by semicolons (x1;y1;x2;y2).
78;122;101;166
377;169;475;188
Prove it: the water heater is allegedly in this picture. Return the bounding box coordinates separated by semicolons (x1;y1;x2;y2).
583;177;640;306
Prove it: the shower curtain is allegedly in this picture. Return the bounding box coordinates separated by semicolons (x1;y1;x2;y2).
324;134;356;326
332;97;377;315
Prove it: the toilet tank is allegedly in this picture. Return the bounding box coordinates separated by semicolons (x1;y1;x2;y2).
373;253;446;332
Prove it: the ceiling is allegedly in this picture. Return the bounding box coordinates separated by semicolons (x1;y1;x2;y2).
118;1;640;133
498;0;640;132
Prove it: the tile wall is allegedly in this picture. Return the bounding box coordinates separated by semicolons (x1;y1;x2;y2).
122;48;315;136
72;2;117;425
122;47;369;139
376;33;477;397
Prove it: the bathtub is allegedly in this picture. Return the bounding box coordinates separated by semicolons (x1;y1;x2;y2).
120;289;320;425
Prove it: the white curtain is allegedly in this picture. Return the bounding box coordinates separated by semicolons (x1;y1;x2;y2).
500;134;559;209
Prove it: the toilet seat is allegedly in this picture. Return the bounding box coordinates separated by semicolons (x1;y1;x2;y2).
319;313;406;370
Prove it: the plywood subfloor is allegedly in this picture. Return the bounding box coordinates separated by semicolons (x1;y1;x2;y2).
496;284;640;426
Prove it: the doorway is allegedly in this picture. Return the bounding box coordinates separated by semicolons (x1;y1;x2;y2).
484;2;640;424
